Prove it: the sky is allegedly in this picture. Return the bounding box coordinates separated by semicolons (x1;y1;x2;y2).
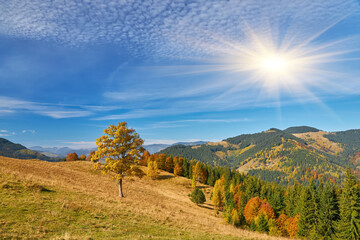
0;0;360;149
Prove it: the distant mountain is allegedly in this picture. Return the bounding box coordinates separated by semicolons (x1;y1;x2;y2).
144;141;208;154
160;126;360;184
143;144;171;154
29;146;97;158
284;126;320;134
0;138;58;161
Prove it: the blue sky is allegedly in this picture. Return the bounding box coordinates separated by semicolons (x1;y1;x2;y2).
0;0;360;148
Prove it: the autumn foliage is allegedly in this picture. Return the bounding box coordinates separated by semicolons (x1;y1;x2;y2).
244;197;275;224
66;152;79;161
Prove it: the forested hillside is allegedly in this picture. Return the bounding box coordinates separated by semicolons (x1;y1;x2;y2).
140;151;360;240
160;127;360;184
0;138;58;161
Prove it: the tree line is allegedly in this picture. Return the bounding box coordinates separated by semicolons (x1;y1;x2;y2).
141;151;360;239
90;122;360;239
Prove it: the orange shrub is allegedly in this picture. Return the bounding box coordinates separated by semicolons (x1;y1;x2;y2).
285;215;299;238
259;200;275;220
66;152;79;161
244;197;262;224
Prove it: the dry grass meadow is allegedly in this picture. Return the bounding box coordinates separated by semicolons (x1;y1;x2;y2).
0;156;290;239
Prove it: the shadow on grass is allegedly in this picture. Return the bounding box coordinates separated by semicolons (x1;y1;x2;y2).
198;204;215;210
157;175;175;180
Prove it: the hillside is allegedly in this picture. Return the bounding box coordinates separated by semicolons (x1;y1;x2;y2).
0;138;57;161
0;156;284;240
160;126;360;184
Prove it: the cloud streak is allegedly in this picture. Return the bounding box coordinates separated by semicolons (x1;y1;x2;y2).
0;96;120;119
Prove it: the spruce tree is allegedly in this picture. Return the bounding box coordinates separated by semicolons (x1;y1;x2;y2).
257;212;269;233
297;185;317;237
337;168;360;240
317;183;339;240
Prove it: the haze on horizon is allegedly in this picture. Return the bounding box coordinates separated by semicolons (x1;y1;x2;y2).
0;0;359;149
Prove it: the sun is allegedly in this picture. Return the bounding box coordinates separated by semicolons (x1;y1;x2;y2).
260;55;288;73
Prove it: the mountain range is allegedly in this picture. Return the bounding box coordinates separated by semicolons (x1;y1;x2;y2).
160;126;360;184
29;146;97;158
2;126;359;184
29;141;208;157
0;138;57;161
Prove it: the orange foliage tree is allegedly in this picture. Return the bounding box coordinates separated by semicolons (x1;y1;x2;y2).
91;122;145;198
165;156;174;173
244;197;262;224
174;163;183;176
140;150;150;166
86;151;95;161
66;152;79;161
244;197;275;224
260;200;275;220
276;214;289;236
285;215;299;238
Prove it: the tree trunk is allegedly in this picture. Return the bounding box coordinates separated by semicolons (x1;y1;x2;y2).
118;179;124;197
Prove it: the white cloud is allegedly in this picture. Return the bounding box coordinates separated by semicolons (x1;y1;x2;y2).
22;130;36;134
146;118;252;129
0;130;7;133
63;141;96;149
0;96;96;119
144;138;207;145
0;0;358;57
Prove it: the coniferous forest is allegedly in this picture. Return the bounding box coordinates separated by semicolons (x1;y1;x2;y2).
142;151;360;239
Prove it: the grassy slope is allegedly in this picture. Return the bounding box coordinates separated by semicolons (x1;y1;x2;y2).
0;157;286;240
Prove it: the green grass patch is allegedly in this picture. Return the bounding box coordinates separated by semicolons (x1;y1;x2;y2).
0;174;244;239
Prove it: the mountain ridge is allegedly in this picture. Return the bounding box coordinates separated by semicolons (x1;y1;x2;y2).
0;138;58;161
160;126;360;184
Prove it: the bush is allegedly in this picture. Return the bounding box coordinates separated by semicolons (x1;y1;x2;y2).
189;188;206;205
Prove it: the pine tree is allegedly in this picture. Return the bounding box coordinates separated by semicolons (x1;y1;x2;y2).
337;168;360;240
231;209;241;227
256;212;269;233
182;160;189;178
317;183;339;239
189;188;206;205
297;185;317;237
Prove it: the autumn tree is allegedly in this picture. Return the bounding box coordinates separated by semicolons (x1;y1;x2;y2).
174;163;183;176
244;197;275;225
86;151;95;161
244;197;262;224
212;176;226;210
79;154;86;161
285;215;299;238
165;156;174;173
91;122;145;197
66;152;79;161
140;150;150;166
147;160;159;180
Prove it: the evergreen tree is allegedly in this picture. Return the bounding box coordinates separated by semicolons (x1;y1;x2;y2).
182;160;189;178
257;212;269;233
337;168;360;240
317;183;339;240
189;188;206;205
298;185;317;237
